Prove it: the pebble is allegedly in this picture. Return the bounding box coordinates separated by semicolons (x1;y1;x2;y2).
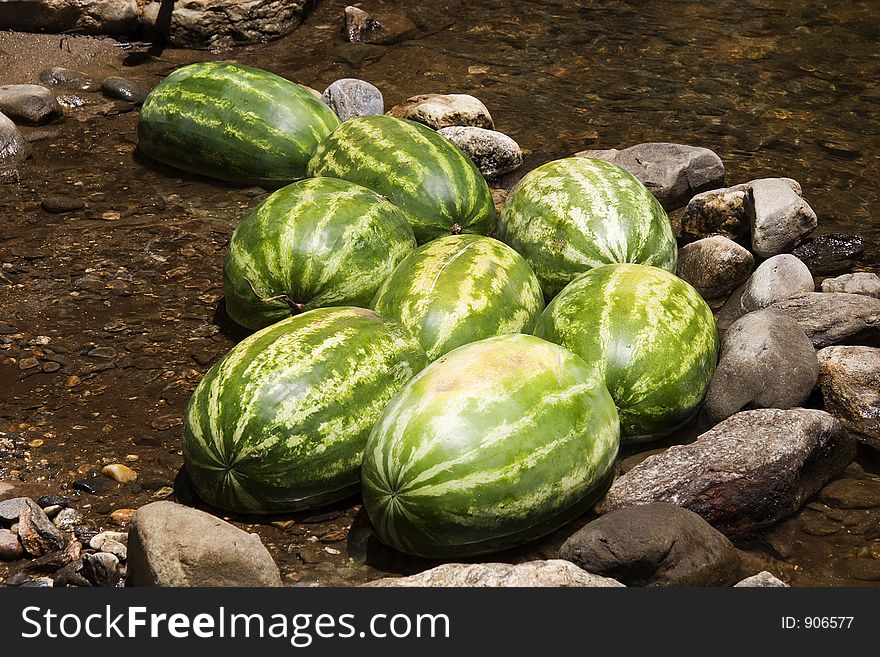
81;552;121;587
150;487;174;500
0;110;31;167
101;463;137;484
18;357;39;370
53;561;91;587
798;513;841;536
38;495;70;509
88;346;117;359
18;497;66;556
73;477;110;495
41;195;85;213
20;576;54;588
5;572;33;586
100;77;149;104
109;508;135;524
139;476;174;491
0;496;25;522
99;538;127;561
53;507;85;532
39;67;98;92
0;527;23;560
343;5;417;45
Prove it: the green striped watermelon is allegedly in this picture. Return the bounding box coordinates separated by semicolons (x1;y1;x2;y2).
361;334;619;558
370;235;544;361
224;177;416;331
306;115;495;244
533;263;718;442
498;157;677;298
182;307;427;514
138;62;339;185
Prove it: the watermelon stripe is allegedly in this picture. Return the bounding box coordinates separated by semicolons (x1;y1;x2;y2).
183;307;427;514
498;157;677;298
371;235;545;360
307;115;495;243
361;334;619;557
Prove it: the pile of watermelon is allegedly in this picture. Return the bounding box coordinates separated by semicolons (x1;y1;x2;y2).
139;62;718;558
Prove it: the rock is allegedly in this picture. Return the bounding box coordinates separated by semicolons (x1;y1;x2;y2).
437;126;523;178
703;310;818;423
366;560;624;587
599;409;856;535
820;479;880;509
817;346;880;450
558;503;741;587
0;0;139;35
768;293;880;347
102;463;137;484
81;552;121;587
576;143;724;210
821;273;880;298
20;576;54;587
126;501;282;587
0;84;62;125
747;178;817;258
110;508;135;524
39;67;98;91
38;495;70;509
342;5;417;45
0;110;30;167
0;527;23;560
41;195;85;213
841;557;880;581
734;571;789;587
321;78;383;122
18;498;66;556
741;254;814;312
90;530;128;550
73;477;111;495
100;77;148;104
0;496;25;522
53;507;85;532
388;93;494;130
676;235;754;299
53;561;92;587
680;177;802;241
791;233;866;275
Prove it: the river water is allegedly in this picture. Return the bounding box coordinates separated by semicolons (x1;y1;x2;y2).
1;0;878;587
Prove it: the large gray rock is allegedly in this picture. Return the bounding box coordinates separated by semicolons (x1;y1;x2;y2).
366;560;624;587
126;501;282;587
768;292;880;348
576;143;724;210
0;0;138;35
1;111;30;168
388;94;494;130
342;5;417;45
438;126;523;178
817;346;880;450
820;273;880;298
680;177;802;241
734;571;789;587
322;78;384;122
740;254;814;312
747;178;817;258
559;503;741;587
677;236;754;299
704;310;819;423
791;233;865;276
18;497;66;557
599;409;856;535
0;84;61;125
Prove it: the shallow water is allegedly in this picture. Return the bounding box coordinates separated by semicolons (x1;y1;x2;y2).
1;0;879;587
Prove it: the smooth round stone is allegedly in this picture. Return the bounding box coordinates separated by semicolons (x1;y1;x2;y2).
41;195;85;213
0;84;62;125
39;67;98;92
321;78;384;122
437;126;523;178
100;77;149;104
740;254;814;312
101;464;137;484
676;235;754;299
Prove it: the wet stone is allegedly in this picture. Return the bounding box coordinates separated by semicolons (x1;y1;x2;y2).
73;477;111;495
0;527;23;560
53;507;85;532
53;561;91;587
0;110;30;167
18;497;66;556
791;233;865;275
5;572;33;587
841;557;880;581
20;576;54;588
820;479;880;509
39;67;98;92
38;495;70;510
342;5;418;45
88;346;117;359
102;463;137;484
0;84;62;125
799;513;841;536
100;77;149;104
41;195;85;213
18;357;39;370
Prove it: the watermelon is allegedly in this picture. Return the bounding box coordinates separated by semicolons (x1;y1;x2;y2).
533;263;718;442
182;307;427;514
224;177;416;331
498;156;677;298
306;115;495;244
361;334;619;558
138;61;339;185
370;234;545;360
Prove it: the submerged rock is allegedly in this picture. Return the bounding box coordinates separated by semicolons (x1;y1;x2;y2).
820;272;880;298
438;126;523;178
676;235;753;299
0;110;30;168
791;233;865;275
0;84;62;125
365;560;624;587
388;94;494;130
576;142;724;210
769;292;880;348
342;5;417;45
817;346;880;450
559;503;742;587
101;77;149;104
704;310;818;423
39;67;98;92
322;78;384;122
599;409;856;535
747;178;817;258
126;501;282;587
